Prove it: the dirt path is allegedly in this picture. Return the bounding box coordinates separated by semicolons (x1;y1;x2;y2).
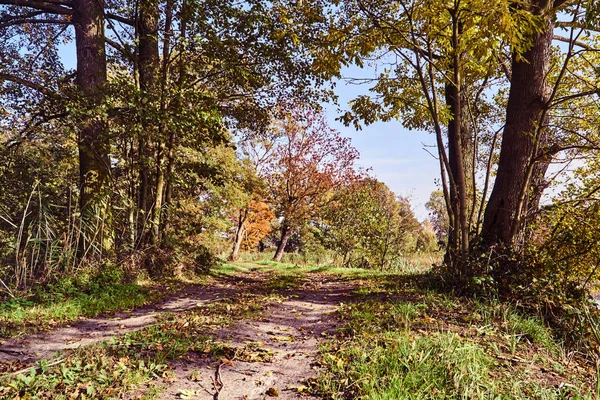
153;276;355;400
0;269;359;399
0;273;264;365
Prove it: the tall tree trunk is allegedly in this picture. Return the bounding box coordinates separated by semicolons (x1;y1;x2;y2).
481;5;553;247
73;0;111;255
137;0;160;246
150;145;165;245
160;0;184;246
229;209;248;261
161;133;175;243
444;10;469;264
273;224;292;262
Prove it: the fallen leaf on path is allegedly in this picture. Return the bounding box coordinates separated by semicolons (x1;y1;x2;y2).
178;389;201;399
189;369;201;381
287;385;308;393
221;358;235;367
266;387;279;397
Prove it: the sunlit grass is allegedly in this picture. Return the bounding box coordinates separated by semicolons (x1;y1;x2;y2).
316;272;593;399
0;271;166;338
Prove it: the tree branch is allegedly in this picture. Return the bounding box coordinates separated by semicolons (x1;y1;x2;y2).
0;0;72;14
0;16;72;28
105;37;135;62
553;35;599;51
0;72;55;96
0;10;43;23
556;20;600;33
106;12;133;26
550;88;600;107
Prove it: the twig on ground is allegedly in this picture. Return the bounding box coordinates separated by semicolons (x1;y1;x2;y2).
0;357;64;380
212;362;224;400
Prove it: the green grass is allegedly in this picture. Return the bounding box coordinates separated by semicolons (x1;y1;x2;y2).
229;259;406;280
319;331;492;399
234;250;441;275
317;275;594;399
0;268;169;338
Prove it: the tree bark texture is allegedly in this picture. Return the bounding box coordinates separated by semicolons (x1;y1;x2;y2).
73;0;111;253
137;0;160;245
482;5;553;247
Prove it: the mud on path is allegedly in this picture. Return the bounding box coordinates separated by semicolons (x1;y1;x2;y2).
0;268;361;399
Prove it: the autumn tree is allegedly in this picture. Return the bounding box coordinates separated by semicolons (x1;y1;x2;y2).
224;157;271;261
263;105;359;262
240;200;275;252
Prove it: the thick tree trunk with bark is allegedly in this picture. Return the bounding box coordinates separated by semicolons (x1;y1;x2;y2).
481;9;553;247
273;225;292;262
73;0;110;253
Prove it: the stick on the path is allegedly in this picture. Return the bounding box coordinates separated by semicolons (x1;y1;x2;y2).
212;362;224;400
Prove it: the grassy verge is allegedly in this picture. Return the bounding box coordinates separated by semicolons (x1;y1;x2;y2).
0;266;189;339
234;250;441;274
317;274;597;399
0;291;267;399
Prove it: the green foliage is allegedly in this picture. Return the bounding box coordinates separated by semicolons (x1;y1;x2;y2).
321;178;425;270
425;190;449;244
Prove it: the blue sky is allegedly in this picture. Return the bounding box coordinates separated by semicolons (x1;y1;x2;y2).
324;65;439;219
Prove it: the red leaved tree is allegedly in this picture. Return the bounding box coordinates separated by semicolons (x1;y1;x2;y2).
265;105;359;261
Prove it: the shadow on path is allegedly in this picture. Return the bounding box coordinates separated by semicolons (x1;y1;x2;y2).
147;276;359;400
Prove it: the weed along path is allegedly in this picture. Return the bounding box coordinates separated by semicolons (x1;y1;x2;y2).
0;265;361;399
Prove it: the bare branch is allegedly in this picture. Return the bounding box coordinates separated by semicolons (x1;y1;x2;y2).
0;0;72;14
0;72;57;96
553;34;599;51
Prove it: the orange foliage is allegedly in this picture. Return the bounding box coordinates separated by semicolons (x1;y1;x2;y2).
241;200;275;251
